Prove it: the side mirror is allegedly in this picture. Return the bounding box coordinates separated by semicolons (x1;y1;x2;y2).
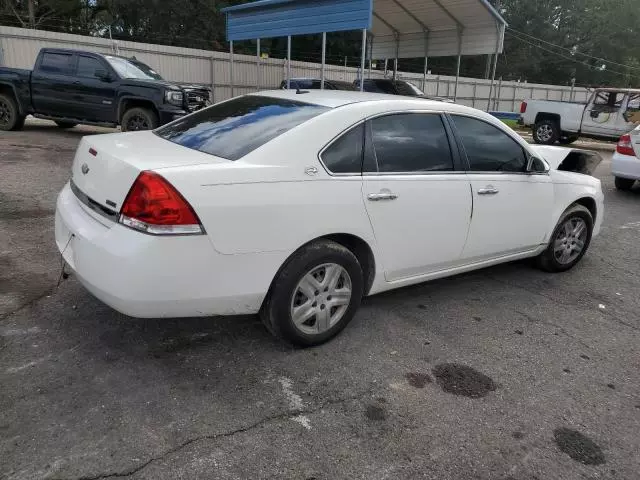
590;110;600;119
94;69;111;82
526;156;548;174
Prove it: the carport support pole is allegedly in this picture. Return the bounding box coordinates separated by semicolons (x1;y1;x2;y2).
393;35;399;81
230;40;234;98
321;32;326;89
359;28;366;91
422;33;429;92
453;29;462;102
256;38;261;91
487;26;501;111
287;35;292;89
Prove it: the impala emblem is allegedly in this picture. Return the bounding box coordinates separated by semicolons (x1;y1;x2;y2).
81;163;90;175
305;166;318;176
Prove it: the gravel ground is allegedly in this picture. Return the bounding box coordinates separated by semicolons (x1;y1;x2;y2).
1;119;639;480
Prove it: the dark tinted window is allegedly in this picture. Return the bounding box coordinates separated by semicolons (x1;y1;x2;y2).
362;80;395;94
452;115;528;172
369;114;453;172
321;124;363;174
76;56;104;78
155;96;329;160
39;52;73;74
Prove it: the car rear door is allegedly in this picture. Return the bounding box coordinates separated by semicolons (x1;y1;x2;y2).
360;112;472;281
449;114;553;262
31;51;77;117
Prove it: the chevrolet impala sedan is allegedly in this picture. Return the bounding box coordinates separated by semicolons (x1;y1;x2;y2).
55;91;604;346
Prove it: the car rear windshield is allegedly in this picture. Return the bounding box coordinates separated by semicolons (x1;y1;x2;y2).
155;96;329;160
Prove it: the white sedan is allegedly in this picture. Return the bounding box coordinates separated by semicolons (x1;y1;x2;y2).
55;91;604;346
612;126;640;190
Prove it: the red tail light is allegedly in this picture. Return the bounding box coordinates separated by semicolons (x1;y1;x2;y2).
616;134;635;156
119;171;203;235
520;101;527;114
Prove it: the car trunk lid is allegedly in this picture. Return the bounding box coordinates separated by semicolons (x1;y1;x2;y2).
70;131;227;215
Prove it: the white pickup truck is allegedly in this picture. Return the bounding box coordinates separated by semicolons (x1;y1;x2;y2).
520;88;640;144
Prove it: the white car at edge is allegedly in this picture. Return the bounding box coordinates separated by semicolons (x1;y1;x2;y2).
611;125;640;190
55;90;604;346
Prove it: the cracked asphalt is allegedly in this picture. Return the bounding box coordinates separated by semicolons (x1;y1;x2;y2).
1;120;639;480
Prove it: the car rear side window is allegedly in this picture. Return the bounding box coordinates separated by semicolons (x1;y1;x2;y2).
451;115;528;172
321;124;364;174
39;52;74;75
368;113;454;173
155;96;329;160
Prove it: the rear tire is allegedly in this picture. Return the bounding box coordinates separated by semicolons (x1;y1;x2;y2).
55;121;78;129
0;93;23;131
614;176;635;191
260;240;364;347
536;204;593;273
533;119;560;145
121;107;158;132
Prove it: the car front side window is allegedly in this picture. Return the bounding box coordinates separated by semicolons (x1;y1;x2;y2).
451;115;528;173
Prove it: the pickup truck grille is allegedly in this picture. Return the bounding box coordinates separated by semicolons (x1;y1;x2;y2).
184;88;211;112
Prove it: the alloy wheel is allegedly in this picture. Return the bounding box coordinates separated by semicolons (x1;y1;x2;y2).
553;217;588;264
537;124;553;142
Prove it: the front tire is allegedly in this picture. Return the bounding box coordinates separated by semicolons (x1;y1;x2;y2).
536;204;593;273
55;121;78;129
533;119;560;145
614;176;635;191
0;93;24;131
260;240;364;347
121;107;158;132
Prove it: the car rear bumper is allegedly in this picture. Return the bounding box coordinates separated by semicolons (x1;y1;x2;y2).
611;151;640;180
55;182;280;318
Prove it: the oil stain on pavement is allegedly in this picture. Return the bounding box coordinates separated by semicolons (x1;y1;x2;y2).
365;403;388;421
432;363;497;398
553;427;606;465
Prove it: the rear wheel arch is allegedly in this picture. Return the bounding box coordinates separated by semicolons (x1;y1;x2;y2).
262;233;376;310
534;112;561;127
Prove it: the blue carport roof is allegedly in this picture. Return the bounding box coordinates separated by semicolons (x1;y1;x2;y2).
221;0;505;57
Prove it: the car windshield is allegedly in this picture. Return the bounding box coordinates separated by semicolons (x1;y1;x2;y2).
155;95;329;160
129;59;163;80
105;56;161;80
396;81;425;96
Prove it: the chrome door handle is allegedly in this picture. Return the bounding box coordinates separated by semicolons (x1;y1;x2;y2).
477;186;499;195
367;192;398;201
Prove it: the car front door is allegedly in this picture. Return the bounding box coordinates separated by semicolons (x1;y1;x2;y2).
31;51;77;117
69;54;118;122
360;112;472;281
449;114;554;263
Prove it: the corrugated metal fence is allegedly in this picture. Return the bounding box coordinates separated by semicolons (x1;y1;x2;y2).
0;25;589;111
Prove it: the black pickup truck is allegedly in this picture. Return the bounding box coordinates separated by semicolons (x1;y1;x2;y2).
0;48;211;131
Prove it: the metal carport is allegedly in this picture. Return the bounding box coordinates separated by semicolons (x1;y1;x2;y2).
221;0;506;109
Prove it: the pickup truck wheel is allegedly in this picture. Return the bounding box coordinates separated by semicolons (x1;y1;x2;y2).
55;121;78;129
536;204;593;273
0;93;23;131
121;107;158;132
614;177;635;190
533;119;560;145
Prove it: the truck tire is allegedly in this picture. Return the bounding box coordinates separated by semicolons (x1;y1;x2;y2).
55;121;78;129
0;93;24;131
533;119;560;145
614;177;635;191
121;107;158;132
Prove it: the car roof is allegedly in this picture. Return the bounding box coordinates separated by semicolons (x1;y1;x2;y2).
252;89;481;115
